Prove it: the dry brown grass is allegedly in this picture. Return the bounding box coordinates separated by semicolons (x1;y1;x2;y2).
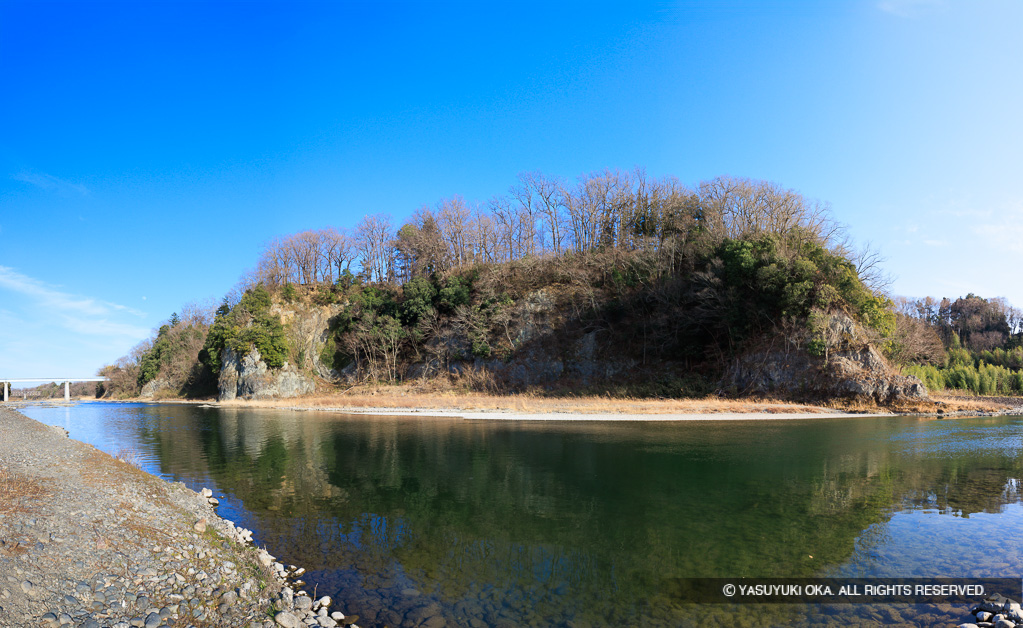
0;468;50;515
219;382;841;415
876;392;1020;415
212;383;1023;417
929;393;1020;411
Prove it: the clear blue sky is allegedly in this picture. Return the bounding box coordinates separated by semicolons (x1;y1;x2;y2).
1;0;1021;377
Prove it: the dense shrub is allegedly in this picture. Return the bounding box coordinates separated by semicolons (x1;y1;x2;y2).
199;286;289;375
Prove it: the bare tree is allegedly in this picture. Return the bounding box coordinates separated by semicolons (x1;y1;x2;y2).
695;176;841;247
890;313;948;365
516;171;567;254
179;299;217;327
322;227;356;282
848;240;893;294
488;195;518;261
436;196;473;267
473;203;498;263
356;214;395;283
508;182;539;257
256;236;294;286
565;169;632;252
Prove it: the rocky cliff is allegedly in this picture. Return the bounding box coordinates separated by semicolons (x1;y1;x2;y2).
728;313;927;403
271;300;345;381
215;288;925;405
404;288;639;388
139;377;170;399
216;301;343;401
218;346;315;400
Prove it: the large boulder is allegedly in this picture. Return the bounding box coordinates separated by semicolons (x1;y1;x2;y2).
218;347;315;401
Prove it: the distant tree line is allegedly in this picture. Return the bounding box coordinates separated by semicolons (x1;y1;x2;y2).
893;294;1023;395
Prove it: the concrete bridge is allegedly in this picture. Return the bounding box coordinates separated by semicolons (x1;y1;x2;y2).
1;377;108;402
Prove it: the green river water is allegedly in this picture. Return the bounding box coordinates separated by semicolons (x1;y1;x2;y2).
17;403;1023;627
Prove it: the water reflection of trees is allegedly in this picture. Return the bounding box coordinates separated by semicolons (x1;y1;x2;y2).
136;408;1023;626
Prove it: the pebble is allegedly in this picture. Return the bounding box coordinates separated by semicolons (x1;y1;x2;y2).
275;610;301;627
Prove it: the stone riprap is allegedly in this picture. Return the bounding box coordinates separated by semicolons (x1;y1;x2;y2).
0;406;357;628
958;592;1023;628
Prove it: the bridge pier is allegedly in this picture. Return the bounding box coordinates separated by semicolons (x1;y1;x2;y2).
0;377;107;402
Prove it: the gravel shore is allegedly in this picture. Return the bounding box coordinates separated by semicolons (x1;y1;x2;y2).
0;406;349;628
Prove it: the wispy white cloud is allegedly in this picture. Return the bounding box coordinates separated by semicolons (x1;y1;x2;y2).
877;0;945;18
0;266;146;318
12;171;89;197
0;263;149;349
922;239;946;247
0;267;152;376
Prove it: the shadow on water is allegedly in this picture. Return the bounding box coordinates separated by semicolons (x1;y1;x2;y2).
18;403;1023;627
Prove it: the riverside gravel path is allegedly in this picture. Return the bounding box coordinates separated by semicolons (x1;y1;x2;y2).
0;406;349;628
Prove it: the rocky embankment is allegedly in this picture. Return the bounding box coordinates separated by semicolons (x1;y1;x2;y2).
0;406;355;628
959;592;1023;627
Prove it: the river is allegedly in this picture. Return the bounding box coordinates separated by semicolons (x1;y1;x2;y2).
17;403;1023;627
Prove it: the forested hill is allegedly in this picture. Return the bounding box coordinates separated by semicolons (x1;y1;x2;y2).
97;171;1023;403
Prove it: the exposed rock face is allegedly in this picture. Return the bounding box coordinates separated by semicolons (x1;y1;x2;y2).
512;289;558;347
405;289;638;387
729;313;927;403
271;301;345;381
474;290;638;387
139;377;171;399
218;347;315;401
228;290;921;401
